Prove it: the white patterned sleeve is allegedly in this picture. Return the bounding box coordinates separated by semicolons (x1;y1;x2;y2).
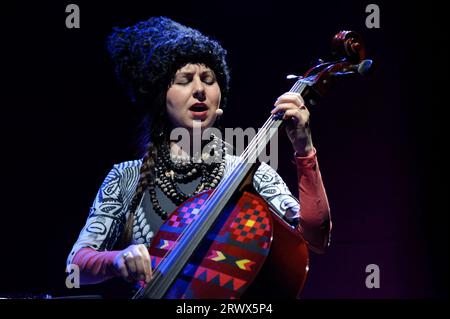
252;162;300;225
67;165;128;266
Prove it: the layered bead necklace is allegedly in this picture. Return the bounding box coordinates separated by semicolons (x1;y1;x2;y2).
148;136;226;220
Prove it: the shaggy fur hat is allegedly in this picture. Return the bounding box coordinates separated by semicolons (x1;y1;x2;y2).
107;16;230;110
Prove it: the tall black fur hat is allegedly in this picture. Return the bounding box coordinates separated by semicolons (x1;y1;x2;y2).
107;16;230;110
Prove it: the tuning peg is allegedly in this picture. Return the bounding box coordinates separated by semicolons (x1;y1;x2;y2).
286;74;303;80
352;59;373;76
331;59;374;78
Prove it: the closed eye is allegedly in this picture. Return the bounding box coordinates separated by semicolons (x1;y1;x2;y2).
173;71;216;85
201;75;216;85
174;74;192;85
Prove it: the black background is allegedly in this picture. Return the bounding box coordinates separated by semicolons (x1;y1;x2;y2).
1;0;446;300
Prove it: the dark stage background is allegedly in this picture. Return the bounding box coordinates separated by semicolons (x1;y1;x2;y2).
1;0;446;299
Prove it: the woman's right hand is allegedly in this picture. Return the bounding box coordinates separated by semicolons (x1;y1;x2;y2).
113;244;153;283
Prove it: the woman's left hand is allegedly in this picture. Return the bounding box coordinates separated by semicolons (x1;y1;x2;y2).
271;92;313;157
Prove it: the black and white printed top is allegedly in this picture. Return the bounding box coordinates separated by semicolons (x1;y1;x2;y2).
67;155;301;265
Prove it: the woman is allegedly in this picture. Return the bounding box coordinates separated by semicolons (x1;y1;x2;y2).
67;16;331;294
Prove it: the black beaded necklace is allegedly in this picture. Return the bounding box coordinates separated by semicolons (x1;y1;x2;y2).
148;136;226;220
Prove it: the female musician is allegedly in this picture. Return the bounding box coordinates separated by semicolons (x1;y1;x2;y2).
67;16;331;291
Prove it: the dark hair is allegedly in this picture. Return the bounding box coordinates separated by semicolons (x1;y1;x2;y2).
107;16;230;110
106;17;230;247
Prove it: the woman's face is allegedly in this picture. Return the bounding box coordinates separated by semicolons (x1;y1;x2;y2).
166;63;221;131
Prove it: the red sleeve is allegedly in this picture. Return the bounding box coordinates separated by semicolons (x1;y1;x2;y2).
294;148;332;253
72;248;121;284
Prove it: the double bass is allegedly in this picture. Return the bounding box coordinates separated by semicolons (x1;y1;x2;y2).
133;31;373;299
